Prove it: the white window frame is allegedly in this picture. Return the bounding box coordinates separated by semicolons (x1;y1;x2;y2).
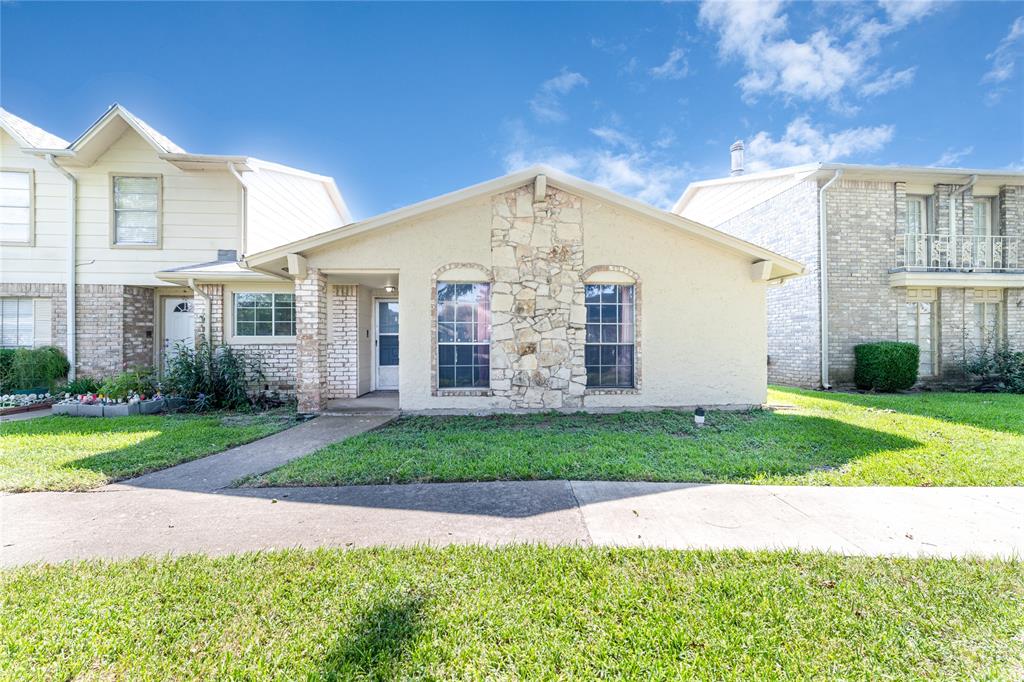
224;284;297;345
436;281;491;391
110;173;162;249
0;168;34;246
907;196;928;235
902;300;937;377
0;298;35;348
973;197;993;237
970;292;1004;353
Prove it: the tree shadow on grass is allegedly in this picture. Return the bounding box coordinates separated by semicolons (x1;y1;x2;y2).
317;594;425;681
772;385;1024;437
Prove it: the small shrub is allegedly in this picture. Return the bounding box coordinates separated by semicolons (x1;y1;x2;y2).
854;341;919;392
163;340;265;410
0;346;70;393
99;369;158;401
54;376;103;395
964;346;1024;394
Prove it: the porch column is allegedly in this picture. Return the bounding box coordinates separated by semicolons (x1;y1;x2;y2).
295;268;327;413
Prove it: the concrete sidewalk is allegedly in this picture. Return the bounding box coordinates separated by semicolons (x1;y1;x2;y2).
3;479;1022;566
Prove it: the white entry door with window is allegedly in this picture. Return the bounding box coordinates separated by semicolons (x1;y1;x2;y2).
163;297;194;367
375;299;399;390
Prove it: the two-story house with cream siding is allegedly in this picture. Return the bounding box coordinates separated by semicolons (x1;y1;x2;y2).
0;104;350;386
675;146;1024;388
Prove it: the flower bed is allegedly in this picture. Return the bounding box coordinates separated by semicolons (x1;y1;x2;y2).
51;393;186;418
0;393;54;417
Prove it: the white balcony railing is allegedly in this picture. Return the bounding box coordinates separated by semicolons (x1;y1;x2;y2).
894;233;1023;272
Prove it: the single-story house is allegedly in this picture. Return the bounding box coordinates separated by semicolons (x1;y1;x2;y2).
158;166;804;413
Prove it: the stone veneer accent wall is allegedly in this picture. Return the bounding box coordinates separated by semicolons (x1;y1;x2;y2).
485;184;588;409
327;285;358;399
295;269;328;412
715;181;820;387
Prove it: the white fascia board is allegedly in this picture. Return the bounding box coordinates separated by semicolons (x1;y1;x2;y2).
889;271;1024;288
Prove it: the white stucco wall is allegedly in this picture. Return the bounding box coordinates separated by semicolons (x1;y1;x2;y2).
301;184;770;411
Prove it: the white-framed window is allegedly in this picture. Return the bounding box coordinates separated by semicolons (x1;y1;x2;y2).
584;284;636;388
973;197;993;237
112;175;161;246
907;196;928;235
971;301;1004;352
0;298;34;348
900;301;937;376
233;292;295;337
436;282;490;389
0;170;32;244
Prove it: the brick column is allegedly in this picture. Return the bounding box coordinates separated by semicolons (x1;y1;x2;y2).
193;284;223;347
295;269;328;413
327;285;359;399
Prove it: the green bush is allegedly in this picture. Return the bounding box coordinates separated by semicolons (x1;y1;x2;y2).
964;346;1024;394
854;341;919;392
0;346;70;393
98;369;158;401
162;340;265;411
54;376;103;396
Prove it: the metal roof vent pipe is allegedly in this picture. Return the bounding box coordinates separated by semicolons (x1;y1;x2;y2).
730;140;744;176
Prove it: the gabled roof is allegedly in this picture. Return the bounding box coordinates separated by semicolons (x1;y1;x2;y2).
674;162;1024;227
243;165;805;281
0;107;69;149
66;103;185;165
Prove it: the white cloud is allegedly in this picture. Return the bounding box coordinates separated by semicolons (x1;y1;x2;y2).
699;0;934;106
877;0;943;26
649;47;689;80
859;67;917;97
982;16;1024;85
529;69;589;123
745;117;895;171
502;120;691;209
931;146;974;167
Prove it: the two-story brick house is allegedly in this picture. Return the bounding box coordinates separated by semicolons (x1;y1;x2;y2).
0;104;349;386
675;147;1024;388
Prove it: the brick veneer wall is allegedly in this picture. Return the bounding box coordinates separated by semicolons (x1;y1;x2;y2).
715;180;821;387
123;286;154;370
0;283;67;354
327;285;358;399
825;180;902;384
295;269;328;412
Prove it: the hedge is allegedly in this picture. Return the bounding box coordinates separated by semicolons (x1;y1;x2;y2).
853;341;919;392
0;346;71;394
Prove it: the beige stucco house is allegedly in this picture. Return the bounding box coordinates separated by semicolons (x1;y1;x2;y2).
167;167;804;413
2;105;803;413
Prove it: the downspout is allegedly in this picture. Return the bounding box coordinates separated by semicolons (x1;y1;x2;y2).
227;161;248;257
818;169;843;389
187;278;212;348
46;154;77;381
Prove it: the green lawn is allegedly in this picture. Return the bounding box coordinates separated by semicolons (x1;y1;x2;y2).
248;388;1024;488
2;546;1020;680
0;412;295;492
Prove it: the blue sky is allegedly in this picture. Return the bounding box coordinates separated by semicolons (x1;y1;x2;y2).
2;1;1021;218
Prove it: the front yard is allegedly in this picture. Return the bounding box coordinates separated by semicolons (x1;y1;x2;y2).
249;388;1024;487
2;546;1020;679
0;412;295;492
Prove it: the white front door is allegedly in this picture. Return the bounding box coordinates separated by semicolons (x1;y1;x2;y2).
163;297;195;367
375;299;399;390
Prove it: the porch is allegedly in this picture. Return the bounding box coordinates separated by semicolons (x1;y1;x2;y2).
893;233;1023;272
324;391;400;416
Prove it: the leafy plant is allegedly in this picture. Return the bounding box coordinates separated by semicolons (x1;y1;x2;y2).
54;376;103;396
162;340;265;410
964;346;1024;394
99;369;158;401
0;346;70;393
853;341;919;392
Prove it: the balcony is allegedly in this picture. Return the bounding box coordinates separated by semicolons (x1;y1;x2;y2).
890;233;1024;287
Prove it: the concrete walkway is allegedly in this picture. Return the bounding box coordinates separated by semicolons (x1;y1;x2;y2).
4;476;1022;565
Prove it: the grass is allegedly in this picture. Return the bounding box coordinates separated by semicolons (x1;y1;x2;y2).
0;411;295;492
248;387;1024;488
2;546;1021;680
